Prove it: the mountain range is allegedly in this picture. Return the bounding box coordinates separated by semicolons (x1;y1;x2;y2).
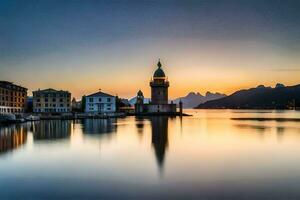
196;83;300;109
173;92;226;108
129;91;226;108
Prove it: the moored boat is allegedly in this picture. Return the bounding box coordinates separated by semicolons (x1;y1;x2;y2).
0;113;17;123
25;115;40;121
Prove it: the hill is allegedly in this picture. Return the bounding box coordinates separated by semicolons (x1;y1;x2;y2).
196;84;300;109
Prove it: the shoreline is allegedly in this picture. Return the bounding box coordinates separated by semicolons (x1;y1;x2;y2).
0;112;191;125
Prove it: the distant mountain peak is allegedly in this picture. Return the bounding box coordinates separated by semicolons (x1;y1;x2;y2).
275;83;285;88
257;85;266;88
187;92;196;96
205;91;213;96
173;91;226;108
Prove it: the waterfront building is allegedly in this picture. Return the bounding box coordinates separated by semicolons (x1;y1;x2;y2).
0;81;27;114
135;60;177;114
32;89;71;113
85;91;116;113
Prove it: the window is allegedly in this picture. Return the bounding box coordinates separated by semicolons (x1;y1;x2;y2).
99;98;102;102
60;104;63;107
45;103;48;107
45;98;48;102
107;98;111;102
89;98;93;102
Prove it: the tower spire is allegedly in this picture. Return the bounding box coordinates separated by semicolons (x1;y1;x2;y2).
157;59;162;68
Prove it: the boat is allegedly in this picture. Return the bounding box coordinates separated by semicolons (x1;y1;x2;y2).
25;115;40;121
0;113;17;123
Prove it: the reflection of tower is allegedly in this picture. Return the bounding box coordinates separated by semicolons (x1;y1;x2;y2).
135;116;145;136
150;116;169;170
150;60;169;104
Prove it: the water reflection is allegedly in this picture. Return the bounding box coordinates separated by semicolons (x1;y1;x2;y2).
0;124;27;154
82;119;117;135
149;117;169;171
33;120;71;140
1;110;300;199
135;117;145;135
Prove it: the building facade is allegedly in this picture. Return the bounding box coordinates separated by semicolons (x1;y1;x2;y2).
135;60;177;114
32;89;71;113
0;81;27;114
85;91;116;113
85;91;116;114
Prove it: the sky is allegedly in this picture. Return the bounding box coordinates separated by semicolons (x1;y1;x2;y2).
1;0;300;99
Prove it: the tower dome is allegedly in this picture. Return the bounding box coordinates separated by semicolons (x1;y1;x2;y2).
153;60;166;78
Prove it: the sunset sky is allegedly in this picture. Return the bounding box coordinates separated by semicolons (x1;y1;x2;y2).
1;0;300;99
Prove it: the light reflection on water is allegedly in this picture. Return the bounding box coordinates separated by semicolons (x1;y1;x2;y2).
1;110;300;199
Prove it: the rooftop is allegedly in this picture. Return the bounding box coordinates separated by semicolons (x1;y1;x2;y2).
86;91;115;98
0;80;28;90
33;88;70;93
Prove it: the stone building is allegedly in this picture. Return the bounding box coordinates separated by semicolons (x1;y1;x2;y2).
85;91;116;113
32;88;71;113
0;81;27;114
135;60;177;114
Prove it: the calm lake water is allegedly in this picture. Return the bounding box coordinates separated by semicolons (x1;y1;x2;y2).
1;109;300;199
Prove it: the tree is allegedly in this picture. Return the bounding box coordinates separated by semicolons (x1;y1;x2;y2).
81;95;86;112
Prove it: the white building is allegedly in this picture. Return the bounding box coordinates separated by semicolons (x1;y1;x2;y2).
85;91;116;113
